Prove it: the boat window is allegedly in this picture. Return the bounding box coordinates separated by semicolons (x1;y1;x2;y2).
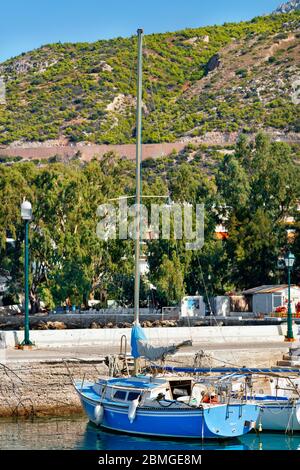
127;392;140;401
113;390;127;400
169;380;192;399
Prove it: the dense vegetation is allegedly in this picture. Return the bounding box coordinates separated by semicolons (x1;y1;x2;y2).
0;134;299;310
0;12;299;145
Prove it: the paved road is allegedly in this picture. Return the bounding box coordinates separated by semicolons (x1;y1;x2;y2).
3;341;296;363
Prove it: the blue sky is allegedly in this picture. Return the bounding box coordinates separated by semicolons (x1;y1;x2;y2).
0;0;281;62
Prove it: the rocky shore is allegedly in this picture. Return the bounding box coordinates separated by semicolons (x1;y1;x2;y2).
0;312;297;332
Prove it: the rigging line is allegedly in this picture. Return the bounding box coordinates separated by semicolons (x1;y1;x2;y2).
142;36;164;155
142;35;188;140
143;35;170;200
196;254;213;316
286;376;300;398
195;253;239;365
285;403;295;435
173;236;193;344
127;34;138;110
142;36;173;288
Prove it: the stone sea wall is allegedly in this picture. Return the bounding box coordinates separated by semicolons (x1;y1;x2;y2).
0;348;286;418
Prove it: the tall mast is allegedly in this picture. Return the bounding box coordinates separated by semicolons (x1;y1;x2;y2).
134;28;143;328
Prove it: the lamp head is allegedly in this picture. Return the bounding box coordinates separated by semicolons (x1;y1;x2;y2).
21;200;32;221
284;251;295;268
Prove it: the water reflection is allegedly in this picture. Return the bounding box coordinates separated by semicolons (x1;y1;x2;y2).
241;432;300;451
0;416;300;450
80;422;249;450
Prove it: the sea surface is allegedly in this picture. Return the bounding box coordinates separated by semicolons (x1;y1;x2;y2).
0;416;300;450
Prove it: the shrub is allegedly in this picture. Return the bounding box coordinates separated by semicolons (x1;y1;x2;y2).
236;68;248;78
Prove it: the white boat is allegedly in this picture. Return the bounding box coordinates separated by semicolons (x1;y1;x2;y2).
253;376;300;432
253;394;300;432
228;372;300;433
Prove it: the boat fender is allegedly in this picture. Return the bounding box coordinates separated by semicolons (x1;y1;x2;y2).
94;404;104;425
128;398;139;423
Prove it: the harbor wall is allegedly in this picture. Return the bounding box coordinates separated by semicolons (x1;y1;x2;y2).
0;324;298;349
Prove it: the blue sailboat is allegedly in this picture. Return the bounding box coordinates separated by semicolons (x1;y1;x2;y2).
76;373;259;439
76;28;260;440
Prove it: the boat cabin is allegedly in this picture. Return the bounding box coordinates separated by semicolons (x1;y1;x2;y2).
92;376;218;406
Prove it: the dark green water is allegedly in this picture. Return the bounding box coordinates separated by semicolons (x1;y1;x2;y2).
0;416;300;450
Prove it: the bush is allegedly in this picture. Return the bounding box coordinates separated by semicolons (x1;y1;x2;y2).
236;68;248;78
274;32;288;41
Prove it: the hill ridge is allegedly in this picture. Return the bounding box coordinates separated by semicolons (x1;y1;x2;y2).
0;11;299;146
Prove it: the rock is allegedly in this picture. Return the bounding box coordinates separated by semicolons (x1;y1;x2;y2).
194;321;205;327
46;321;67;330
90;322;100;329
0;305;22;316
90;61;113;73
158;320;178;327
184;36;199;45
37;322;48;330
274;1;300;14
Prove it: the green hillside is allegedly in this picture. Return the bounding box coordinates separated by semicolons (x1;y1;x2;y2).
0;11;299;145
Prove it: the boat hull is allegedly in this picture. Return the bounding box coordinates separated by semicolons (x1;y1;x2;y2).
77;386;259;440
258;399;300;432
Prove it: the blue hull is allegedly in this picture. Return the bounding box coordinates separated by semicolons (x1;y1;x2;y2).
77;385;259;440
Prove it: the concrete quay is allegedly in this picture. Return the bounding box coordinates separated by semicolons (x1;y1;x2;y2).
1;324;298;350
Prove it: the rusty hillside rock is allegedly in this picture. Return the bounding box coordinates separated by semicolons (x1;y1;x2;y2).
37;321;49;330
90;322;101;329
46;321;67;330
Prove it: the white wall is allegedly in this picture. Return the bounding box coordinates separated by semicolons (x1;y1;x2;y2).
253;288;300;314
1;324;297;349
213;296;230;317
253;294;275;314
181;296;206;317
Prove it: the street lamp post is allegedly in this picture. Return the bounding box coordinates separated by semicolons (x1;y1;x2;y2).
20;200;33;347
284;251;296;342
